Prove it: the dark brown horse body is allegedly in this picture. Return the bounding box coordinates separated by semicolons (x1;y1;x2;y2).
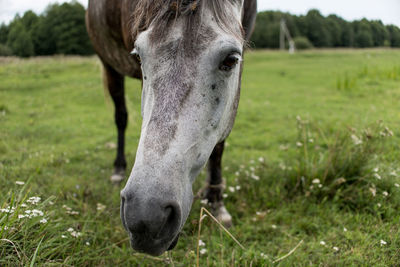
87;0;257;256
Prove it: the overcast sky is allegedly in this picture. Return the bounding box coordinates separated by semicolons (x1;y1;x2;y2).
1;0;399;27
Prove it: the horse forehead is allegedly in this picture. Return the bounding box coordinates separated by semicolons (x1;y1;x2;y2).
147;16;219;58
142;22;218;157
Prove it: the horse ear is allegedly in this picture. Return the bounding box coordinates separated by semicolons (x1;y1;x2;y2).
232;0;245;17
234;0;244;9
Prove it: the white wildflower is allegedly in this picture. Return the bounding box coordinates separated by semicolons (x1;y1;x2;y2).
369;187;376;197
309;138;314;143
228;186;235;193
390;171;397;177
61;235;67;239
260;252;268;259
105;142;117;149
333;246;339;251
67;227;82;238
312;179;320;184
380;239;387;246
335;178;346;185
373;173;381;180
395;183;400;188
255;211;267;220
70;231;82;238
320;241;326;246
86;242;90;246
198;240;205;247
343;227;348;232
236;185;241;190
279;162;287;170
0;207;15;214
296;142;303;147
258;157;264;163
271;224;277;229
377;203;381;208
351;134;362;145
40;218;48;224
96;203;106;212
385;127;393;136
31;209;44;217
66;210;79;215
235;171;240;176
200;248;207;255
279;144;289;151
18;215;25;219
15;181;25;185
222;194;228;198
200;199;208;205
373;167;379;173
20;204;27;208
27;197;41;205
251;174;260;181
382;191;389;197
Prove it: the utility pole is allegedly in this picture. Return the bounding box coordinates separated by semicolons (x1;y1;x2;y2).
280;19;295;54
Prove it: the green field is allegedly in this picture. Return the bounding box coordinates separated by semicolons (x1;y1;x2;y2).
1;49;400;266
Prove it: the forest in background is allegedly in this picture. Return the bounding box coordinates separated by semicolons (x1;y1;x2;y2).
252;9;400;49
0;1;92;57
1;1;400;57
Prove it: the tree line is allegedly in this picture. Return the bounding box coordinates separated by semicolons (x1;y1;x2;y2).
0;1;93;57
251;9;400;49
1;3;400;57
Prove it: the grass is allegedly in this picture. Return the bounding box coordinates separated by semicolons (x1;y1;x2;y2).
1;48;400;265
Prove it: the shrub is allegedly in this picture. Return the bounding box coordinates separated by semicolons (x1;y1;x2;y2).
294;36;314;50
0;44;12;56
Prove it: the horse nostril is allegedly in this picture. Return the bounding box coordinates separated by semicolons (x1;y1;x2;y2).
160;203;180;237
120;193;128;231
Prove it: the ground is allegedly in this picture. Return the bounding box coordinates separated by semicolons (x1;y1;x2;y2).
1;49;400;266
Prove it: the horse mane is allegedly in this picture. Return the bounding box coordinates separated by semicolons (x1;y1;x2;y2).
131;0;244;42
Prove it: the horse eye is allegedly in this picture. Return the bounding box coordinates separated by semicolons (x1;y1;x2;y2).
134;53;141;64
219;54;239;71
131;49;141;64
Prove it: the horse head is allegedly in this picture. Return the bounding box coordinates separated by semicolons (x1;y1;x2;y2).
120;0;247;256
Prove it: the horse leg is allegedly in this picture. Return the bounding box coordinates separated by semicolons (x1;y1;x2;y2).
205;141;232;228
103;63;128;183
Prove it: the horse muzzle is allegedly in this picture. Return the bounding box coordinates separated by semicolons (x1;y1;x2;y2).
120;189;182;256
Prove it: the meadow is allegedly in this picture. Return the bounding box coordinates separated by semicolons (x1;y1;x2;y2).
1;49;400;266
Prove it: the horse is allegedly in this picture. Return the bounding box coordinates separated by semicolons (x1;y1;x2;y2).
86;0;257;256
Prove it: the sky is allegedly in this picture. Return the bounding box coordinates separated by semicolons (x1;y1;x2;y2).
0;0;399;27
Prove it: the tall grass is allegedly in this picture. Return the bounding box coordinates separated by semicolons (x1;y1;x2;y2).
193;118;399;265
336;65;400;91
